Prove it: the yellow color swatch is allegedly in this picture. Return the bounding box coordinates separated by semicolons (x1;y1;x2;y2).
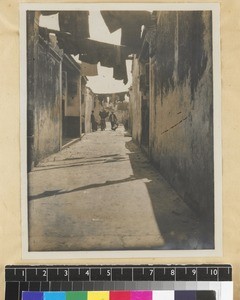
88;291;110;300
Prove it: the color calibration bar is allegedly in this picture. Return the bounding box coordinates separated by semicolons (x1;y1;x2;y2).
22;291;216;300
5;265;232;300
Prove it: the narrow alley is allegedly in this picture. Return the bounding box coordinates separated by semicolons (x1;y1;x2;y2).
25;9;215;254
28;124;203;252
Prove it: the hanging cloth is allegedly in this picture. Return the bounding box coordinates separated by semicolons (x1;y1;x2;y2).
79;39;129;67
113;60;128;85
55;31;81;55
59;11;90;40
100;11;122;33
40;11;58;16
80;62;98;76
121;21;142;52
101;11;151;52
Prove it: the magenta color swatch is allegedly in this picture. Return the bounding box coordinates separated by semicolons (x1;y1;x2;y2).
130;291;152;300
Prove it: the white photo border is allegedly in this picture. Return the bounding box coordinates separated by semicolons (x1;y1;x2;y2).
20;2;222;259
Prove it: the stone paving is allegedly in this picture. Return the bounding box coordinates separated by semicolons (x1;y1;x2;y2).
28;123;204;251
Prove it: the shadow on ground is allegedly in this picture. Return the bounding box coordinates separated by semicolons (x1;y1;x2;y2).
32;154;127;172
29;175;137;201
124;140;214;250
28;132;214;251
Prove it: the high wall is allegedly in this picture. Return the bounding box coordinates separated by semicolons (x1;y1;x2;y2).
116;101;129;126
149;11;213;221
27;11;40;171
33;37;62;164
129;57;142;144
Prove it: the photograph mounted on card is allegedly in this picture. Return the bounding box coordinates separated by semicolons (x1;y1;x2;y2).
20;3;222;259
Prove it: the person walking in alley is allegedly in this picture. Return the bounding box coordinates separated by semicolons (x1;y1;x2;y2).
91;110;97;131
99;109;109;131
109;111;118;131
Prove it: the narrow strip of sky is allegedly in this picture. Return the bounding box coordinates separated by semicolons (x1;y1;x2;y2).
39;11;132;93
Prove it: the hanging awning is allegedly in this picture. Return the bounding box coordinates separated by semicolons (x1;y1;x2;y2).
78;39;130;66
58;11;90;40
40;11;58;16
39;8;139;85
80;62;98;77
39;27;130;84
40;10;151;54
40;11;90;40
56;32;130;84
101;11;151;33
78;39;130;84
101;11;151;52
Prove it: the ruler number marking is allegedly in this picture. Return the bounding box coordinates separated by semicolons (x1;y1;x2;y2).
210;269;218;276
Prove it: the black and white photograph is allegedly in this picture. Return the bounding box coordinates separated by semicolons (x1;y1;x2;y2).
21;3;221;258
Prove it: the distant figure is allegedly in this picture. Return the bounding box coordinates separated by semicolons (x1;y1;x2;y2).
91;110;97;131
99;109;109;131
123;118;129;131
109;111;118;131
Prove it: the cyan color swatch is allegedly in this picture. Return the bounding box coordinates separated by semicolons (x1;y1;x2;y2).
44;292;66;300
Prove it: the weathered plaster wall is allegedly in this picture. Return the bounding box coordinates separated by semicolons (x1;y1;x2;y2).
149;11;213;224
84;87;95;133
115;101;129;125
65;77;80;117
27;11;40;171
129;56;142;144
33;38;62;164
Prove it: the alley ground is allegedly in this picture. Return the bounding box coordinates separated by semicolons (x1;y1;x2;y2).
28;123;205;251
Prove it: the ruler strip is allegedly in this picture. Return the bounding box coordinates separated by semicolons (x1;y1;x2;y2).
5;265;232;282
